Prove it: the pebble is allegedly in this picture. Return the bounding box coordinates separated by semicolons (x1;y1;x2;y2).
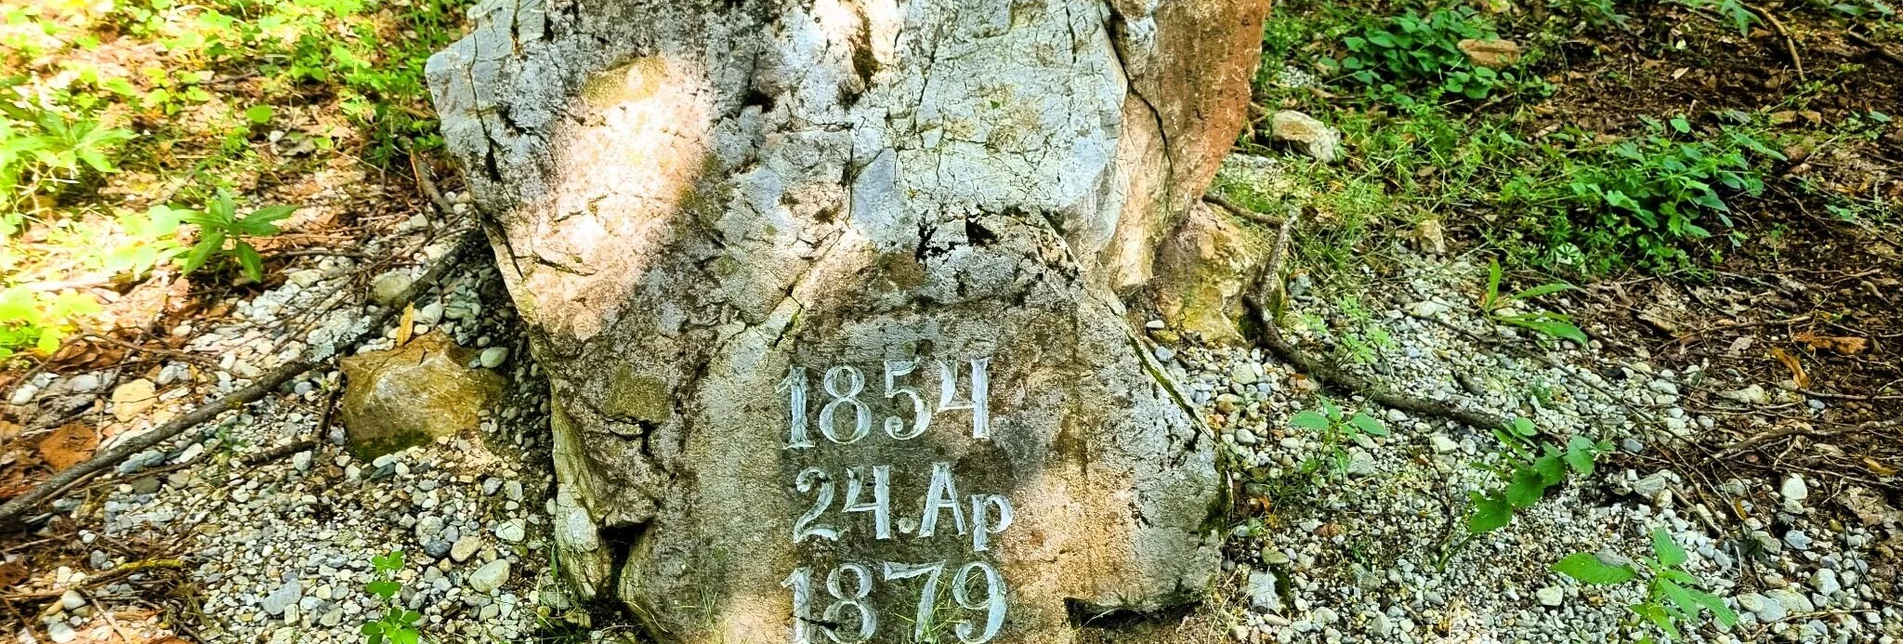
46;622;77;644
1782;474;1809;504
1535;586;1563;607
1786;530;1813;551
451;535;483;563
468;559;511;593
479;347;509;369
260;576;301;616
495;520;526;542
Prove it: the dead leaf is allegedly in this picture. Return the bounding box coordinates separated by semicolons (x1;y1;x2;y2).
1769;346;1810;389
395;303;416;346
38;423;99;470
1793;332;1868;356
0;560;26;589
1864;458;1898;477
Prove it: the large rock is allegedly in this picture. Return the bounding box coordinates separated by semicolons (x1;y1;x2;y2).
1149;201;1269;343
338;333;504;459
427;0;1268;641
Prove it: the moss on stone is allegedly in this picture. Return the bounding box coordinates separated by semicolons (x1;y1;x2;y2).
600;367;673;424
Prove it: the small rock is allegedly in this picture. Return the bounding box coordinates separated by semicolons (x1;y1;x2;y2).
10;384;39;405
110;379;158;422
1632;473;1671;498
1535;585;1564;607
468;559;511;593
1246;570;1281;612
371;272;415;307
1429;434;1458;454
46;622;77;644
290;451;312;472
1410;301;1449;318
1269;111;1342;163
1812;568;1841;596
1781;474;1809;504
1766;588;1813;615
1457;38;1522;68
496;519;526;542
478;347;509;369
1719;384;1770;405
451;535;483;563
1145;320;1165;330
59;590;86;611
260;576;302;616
1230;363;1260;385
1784;530;1812;551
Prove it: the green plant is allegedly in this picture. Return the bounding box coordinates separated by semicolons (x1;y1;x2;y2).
1339;7;1546;100
1553;528;1739;642
1290;395;1389;476
361;550;425;644
1480;259;1588;345
1676;0;1759;35
178;192;297;282
1466;418;1610;533
104;205;188;279
0;287;100;357
1507;117;1783;273
0;103;133;213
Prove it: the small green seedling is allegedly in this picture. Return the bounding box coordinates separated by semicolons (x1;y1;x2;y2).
178;192;297;282
1467;418;1611;534
361;550;424;644
1481;259;1588;345
1290;395;1389;476
1553;528;1738;642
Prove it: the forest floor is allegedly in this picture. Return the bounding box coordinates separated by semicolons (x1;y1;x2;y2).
0;0;1900;643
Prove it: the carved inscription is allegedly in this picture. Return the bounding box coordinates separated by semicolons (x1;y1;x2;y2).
778;359;1011;643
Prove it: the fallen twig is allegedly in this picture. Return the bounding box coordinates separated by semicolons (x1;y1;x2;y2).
1202;194;1286;228
1847;31;1903;67
0;229;484;529
1244;211;1517;434
0;559;185;602
1742;2;1806;82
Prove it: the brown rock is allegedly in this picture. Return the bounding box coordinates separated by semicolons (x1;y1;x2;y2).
1457;39;1522;69
339;333;503;459
1151;201;1269;343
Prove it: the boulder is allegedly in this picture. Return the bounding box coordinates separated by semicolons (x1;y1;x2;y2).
426;0;1269;641
338;333;504;459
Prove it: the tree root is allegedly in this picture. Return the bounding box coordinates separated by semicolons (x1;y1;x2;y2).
0;230;485;529
1244;212;1514;434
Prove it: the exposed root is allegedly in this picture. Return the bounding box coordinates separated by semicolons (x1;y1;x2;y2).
1244;212;1516;434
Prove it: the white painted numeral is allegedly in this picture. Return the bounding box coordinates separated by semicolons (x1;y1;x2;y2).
824;563;879;643
918;462;967;538
952;561;1007;644
783;567;816;644
882;560;947;642
819;366;872;444
936;358;991;439
780;366;813;449
883;359;931;440
793;468;839;543
842;465;893;540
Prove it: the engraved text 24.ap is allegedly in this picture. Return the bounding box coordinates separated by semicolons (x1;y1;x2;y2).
777;359;1012;644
